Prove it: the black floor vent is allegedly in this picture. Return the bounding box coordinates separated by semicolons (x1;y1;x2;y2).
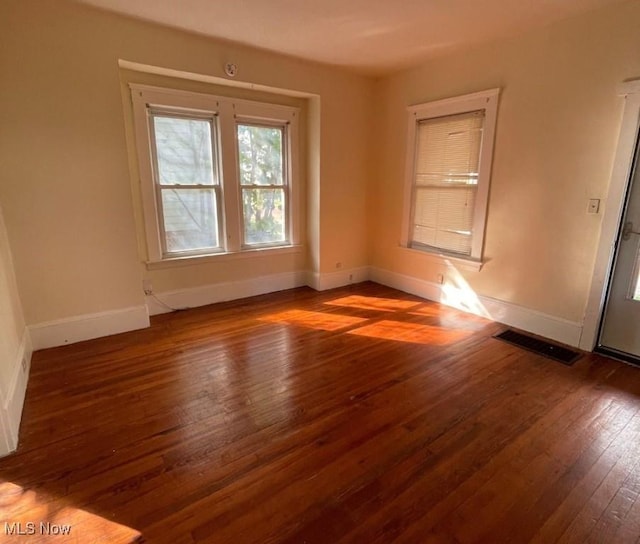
493;329;581;366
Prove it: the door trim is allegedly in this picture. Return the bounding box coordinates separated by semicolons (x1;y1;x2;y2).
595;345;640;367
580;79;640;351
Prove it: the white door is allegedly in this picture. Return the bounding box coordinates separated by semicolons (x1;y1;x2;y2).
599;140;640;361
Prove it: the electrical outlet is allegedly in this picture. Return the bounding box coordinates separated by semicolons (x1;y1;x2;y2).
587;199;600;214
143;279;153;295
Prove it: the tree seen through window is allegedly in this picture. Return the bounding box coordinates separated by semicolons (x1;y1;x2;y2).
237;124;287;245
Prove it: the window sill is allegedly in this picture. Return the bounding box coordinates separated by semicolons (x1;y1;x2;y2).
146;244;304;270
399;245;484;271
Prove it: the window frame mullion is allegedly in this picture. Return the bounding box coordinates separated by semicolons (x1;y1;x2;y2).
218;101;242;253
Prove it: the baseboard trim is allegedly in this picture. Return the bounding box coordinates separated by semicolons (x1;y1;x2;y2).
306;267;371;291
146;270;308;316
370;267;583;347
0;329;32;456
29;305;150;351
27;266;582;349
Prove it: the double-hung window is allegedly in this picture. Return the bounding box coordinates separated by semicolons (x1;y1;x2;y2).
150;109;222;255
236;122;288;246
402;89;499;264
130;85;299;263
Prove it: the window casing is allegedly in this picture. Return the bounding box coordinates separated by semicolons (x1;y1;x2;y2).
130;84;299;263
402;89;499;264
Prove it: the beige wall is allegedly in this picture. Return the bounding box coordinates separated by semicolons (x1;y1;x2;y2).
0;202;26;401
0;0;372;325
2;0;639;339
372;0;640;322
0;0;144;324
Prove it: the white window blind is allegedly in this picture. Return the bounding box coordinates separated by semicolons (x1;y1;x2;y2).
411;110;484;256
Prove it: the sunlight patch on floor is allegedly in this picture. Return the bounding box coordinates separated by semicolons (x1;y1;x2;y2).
324;295;422;312
260;309;368;331
348;319;472;345
410;306;488;331
0;481;141;543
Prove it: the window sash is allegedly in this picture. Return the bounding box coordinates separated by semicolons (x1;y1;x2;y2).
157;186;223;256
241;187;288;247
148;110;224;256
414;111;483;182
150;113;220;187
236;121;290;248
411;184;477;255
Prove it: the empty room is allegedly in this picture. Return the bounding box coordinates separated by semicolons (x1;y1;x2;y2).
2;0;640;542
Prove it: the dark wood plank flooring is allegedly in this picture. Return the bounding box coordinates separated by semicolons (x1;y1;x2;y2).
1;282;640;543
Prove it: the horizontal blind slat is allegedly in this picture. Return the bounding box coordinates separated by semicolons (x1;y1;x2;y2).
413;186;476;255
416;111;484;180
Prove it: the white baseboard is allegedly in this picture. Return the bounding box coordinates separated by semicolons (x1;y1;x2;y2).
0;329;32;457
306;266;371;291
146;270;308;316
29;305;150;351
27;266;583;350
370;267;583;347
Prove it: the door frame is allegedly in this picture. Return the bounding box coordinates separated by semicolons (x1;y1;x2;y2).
581;79;640;351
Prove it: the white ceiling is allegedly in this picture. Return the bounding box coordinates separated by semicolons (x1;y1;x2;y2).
77;0;628;76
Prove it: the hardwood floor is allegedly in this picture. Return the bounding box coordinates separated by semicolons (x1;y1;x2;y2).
1;282;640;543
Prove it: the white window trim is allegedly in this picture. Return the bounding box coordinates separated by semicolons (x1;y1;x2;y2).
129;84;300;263
145;244;304;270
403;246;484;272
400;88;500;263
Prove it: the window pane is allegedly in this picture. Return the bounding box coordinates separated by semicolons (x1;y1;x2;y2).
153;116;215;185
242;188;286;245
237;124;283;186
161;188;219;253
412;186;475;255
416;111;483;185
